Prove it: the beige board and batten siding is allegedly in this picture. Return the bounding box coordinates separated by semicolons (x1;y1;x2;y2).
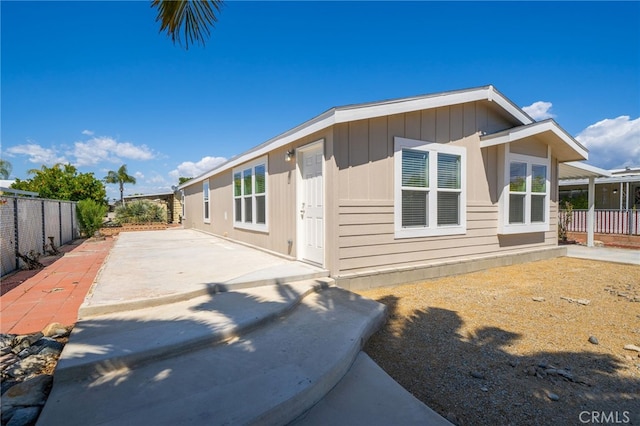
183;128;333;260
333;100;559;278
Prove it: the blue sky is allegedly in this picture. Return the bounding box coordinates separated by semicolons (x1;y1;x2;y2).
2;1;639;201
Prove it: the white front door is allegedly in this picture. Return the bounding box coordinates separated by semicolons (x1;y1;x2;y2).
298;142;324;265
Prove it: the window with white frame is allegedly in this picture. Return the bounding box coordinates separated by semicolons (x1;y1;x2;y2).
233;157;268;231
394;137;466;238
203;180;210;223
500;151;550;234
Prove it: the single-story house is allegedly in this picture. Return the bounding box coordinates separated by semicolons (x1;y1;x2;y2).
179;85;588;289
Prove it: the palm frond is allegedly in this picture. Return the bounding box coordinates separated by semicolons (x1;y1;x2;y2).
151;0;224;49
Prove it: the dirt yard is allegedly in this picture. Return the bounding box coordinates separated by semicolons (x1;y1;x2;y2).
357;257;640;426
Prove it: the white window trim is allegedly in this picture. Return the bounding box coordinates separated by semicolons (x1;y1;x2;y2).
233;156;268;233
203;180;210;223
499;146;551;234
394;137;467;238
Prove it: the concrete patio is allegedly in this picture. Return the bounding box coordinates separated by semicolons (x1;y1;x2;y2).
38;229;451;425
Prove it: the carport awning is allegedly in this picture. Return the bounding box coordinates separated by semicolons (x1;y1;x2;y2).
559;162;611;180
480;119;588;163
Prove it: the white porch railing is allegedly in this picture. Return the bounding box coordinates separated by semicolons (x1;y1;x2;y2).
559;209;640;235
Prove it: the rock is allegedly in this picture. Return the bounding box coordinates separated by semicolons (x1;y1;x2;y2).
623;344;640;352
556;369;574;380
588;336;599;345
560;296;590;305
32;338;64;357
0;334;16;348
0;375;52;410
445;412;460;425
526;366;537;376
509;360;519;368
480;386;488;392
42;323;68;338
532;297;545;302
4;355;50;379
14;333;44;347
547;392;560;401
470;371;485;379
6;406;41;426
11;333;44;355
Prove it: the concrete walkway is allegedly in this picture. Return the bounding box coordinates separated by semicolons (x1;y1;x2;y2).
565;244;640;265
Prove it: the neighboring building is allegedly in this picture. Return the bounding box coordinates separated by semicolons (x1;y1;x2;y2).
179;86;588;289
560;167;640;210
122;191;183;224
0;180;38;197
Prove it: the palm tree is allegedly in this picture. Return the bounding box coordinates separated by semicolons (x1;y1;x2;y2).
0;159;12;179
151;0;224;49
105;165;136;205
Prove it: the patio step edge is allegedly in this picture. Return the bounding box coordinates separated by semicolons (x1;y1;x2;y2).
55;278;334;383
78;271;330;318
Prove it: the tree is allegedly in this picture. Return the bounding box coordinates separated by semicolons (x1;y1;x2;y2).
151;0;224;49
0;159;12;179
11;163;107;203
104;164;137;205
178;176;193;185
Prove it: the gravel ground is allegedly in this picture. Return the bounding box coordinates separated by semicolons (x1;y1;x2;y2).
356;257;640;426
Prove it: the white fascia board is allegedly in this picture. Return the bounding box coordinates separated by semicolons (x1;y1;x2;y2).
334;85;532;125
179;113;335;189
335;88;489;123
560;162;611;179
480;121;588;160
489;90;534;125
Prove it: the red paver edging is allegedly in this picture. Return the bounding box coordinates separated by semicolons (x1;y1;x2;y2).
0;237;115;334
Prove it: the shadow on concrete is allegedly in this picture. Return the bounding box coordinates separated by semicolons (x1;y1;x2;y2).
38;283;380;425
364;296;640;426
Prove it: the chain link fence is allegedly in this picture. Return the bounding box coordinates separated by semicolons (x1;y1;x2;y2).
1;195;78;277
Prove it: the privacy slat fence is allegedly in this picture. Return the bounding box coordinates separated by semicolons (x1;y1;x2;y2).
0;196;78;277
559;209;640;236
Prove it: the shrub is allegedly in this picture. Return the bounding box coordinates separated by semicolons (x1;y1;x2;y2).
558;200;573;242
115;200;167;224
77;199;108;237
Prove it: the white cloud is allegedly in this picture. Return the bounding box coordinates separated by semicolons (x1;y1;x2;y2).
148;174;169;185
169;156;227;180
576;115;640;169
81;129;94;136
522;101;555;121
134;171;145;179
72;136;155;166
6;143;67;165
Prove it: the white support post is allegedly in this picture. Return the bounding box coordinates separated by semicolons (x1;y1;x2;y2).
587;177;595;247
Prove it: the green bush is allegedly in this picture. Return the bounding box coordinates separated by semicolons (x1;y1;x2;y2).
115;200;167;224
77;199;108;237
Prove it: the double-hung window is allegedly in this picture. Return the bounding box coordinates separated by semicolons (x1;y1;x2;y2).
203;180;210;223
233;157;268;232
394;137;466;238
499;150;550;234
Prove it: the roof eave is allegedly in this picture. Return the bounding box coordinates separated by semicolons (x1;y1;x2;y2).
181;85;535;188
479;120;588;163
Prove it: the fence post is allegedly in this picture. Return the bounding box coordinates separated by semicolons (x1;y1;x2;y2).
59;201;63;244
13;197;19;270
42;200;46;252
